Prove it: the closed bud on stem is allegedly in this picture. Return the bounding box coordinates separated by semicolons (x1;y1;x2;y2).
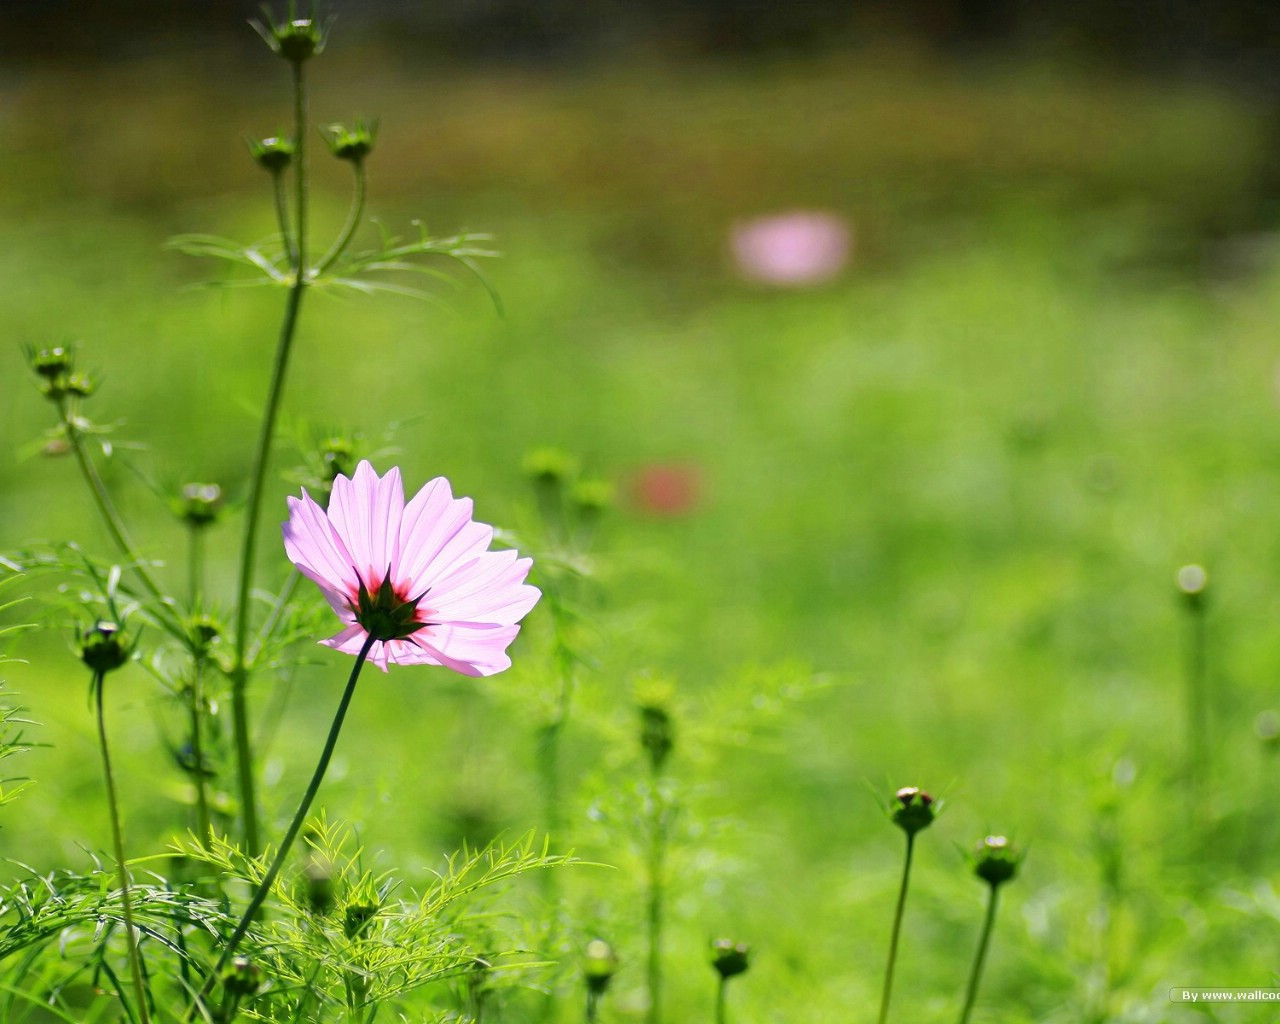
80;621;130;675
710;938;751;979
640;704;674;771
572;479;613;520
26;344;82;401
972;835;1021;888
343;900;378;939
179;482;223;528
524;447;579;490
322;117;378;164
303;858;335;915
252;3;329;63
247;135;295;173
319;435;357;488
891;786;935;836
187;613;222;653
64;372;96;398
584;938;619;995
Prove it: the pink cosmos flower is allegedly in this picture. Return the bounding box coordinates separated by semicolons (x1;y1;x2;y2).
730;210;852;287
282;460;540;675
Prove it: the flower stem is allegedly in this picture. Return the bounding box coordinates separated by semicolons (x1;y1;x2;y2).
877;832;916;1024
1184;594;1208;804
93;669;152;1024
315;161;367;276
958;884;1001;1024
189;654;213;847
645;763;667;1024
192;633;376;1020
188;524;205;610
230;57;311;857
57;398;171;620
715;975;727;1024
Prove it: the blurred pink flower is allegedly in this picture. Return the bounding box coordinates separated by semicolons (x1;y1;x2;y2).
628;463;702;517
730;211;852;286
282;460;540;675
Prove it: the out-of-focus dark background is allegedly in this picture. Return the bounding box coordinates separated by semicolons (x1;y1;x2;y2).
7;0;1280;76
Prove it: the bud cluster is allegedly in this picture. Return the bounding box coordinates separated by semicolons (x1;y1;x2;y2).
27;345;94;402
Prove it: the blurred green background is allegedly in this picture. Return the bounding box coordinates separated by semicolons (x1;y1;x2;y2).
5;3;1280;1021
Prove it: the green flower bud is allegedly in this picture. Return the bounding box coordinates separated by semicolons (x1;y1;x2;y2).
179;483;223;528
26;345;83;401
584;939;619;996
247;135;295;173
572;479;614;519
891;786;935;837
187;613;221;651
640;704;674;771
80;621;130;675
710;938;750;979
973;835;1021;888
524;447;579;488
323;118;378;164
320;435;357;485
343;901;378;940
303;859;335;916
221;956;263;998
63;372;95;398
252;5;328;63
29;345;73;381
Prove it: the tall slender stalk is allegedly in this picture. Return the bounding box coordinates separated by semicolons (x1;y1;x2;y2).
191;633;376;1019
230;57;311;856
878;832;915;1024
316;162;367;276
1178;565;1209;807
957;885;1000;1024
93;668;152;1024
645;762;667;1024
56;397;172;622
189;654;213;846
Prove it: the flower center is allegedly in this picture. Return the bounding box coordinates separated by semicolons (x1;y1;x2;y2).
351;570;429;642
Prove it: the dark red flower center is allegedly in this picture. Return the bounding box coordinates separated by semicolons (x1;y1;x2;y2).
351;570;430;642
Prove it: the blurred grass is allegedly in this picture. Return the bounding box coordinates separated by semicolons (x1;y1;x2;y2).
4;39;1280;1022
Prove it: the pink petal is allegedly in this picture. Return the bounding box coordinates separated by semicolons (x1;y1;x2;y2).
395;478;493;591
326;461;405;585
283;491;359;595
428;550;540;624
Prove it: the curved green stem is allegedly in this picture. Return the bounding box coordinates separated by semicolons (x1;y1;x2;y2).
230;57;311;857
94;670;152;1024
958;885;1001;1024
315;161;367;276
192;634;376;1020
273;170;296;268
878;832;915;1024
715;975;727;1024
57;398;172;620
